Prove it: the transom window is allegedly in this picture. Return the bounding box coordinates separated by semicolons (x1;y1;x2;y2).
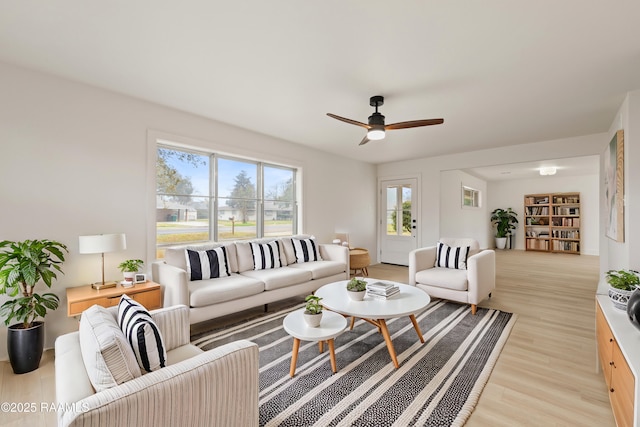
462;186;481;208
156;145;297;257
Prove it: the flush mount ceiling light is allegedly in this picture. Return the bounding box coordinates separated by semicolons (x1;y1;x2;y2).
539;167;557;176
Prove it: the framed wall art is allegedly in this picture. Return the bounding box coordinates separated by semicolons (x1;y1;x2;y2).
604;129;624;242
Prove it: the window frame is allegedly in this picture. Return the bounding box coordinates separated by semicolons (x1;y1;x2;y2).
156;143;298;254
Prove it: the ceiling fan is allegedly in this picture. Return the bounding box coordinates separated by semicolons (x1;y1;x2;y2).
327;95;444;146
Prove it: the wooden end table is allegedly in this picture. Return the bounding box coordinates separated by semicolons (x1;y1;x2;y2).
66;281;162;317
349;248;370;276
283;309;347;377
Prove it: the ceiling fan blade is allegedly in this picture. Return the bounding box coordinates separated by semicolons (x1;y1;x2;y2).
359;135;370;146
385;118;444;130
327;113;371;129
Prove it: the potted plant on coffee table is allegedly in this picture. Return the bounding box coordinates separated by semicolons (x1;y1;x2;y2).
347;277;367;301
0;239;68;374
490;208;518;249
606;269;640;310
303;295;323;327
118;259;144;286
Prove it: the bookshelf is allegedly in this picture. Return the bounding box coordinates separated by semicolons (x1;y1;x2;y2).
524;192;580;254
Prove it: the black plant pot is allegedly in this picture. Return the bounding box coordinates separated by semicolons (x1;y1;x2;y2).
7;321;45;374
626;288;640;331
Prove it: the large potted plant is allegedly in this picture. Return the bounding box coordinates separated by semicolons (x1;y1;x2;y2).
0;239;68;374
490;208;518;249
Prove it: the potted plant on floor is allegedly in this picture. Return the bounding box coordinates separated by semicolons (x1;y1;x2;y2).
118;259;144;285
303;295;323;327
490;208;518;249
606;269;640;310
0;239;68;374
347;277;367;301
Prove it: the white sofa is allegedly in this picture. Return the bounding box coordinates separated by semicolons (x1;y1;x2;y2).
408;238;495;314
152;235;349;324
55;304;259;427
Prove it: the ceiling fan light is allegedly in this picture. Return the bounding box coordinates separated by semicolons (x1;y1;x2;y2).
367;128;385;140
539;167;557;176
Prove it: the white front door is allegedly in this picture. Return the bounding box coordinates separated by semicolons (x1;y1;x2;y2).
379;178;418;265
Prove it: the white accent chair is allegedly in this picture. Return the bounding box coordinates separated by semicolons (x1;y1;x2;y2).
55;305;259;427
408;238;495;315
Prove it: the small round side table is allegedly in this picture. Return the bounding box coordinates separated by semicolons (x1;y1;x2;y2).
283;309;347;377
349;247;370;276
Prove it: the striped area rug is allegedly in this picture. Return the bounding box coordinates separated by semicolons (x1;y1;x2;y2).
192;300;516;427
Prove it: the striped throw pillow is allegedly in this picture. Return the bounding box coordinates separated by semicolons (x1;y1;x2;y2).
292;238;322;263
186;247;230;281
250;241;282;270
436;242;470;270
118;295;167;373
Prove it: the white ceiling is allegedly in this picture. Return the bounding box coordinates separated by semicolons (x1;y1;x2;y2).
1;1;639;165
463;155;599;181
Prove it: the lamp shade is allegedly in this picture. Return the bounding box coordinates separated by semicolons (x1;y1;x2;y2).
79;234;126;254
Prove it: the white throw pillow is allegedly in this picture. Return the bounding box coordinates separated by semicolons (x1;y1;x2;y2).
118;295;167;373
185;247;230;281
79;304;141;392
435;241;470;270
292;238;322;263
250;241;282;270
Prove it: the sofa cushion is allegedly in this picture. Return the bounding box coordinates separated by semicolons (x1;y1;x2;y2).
435;242;470;270
165;242;238;273
250;241;282;270
189;274;265;307
292;238;322;263
236;240;287;272
118;295;167;373
288;260;345;279
79;304;141;392
415;267;469;291
280;234;314;265
241;266;312;291
186;247;230;280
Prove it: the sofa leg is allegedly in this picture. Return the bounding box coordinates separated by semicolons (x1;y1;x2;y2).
489;293;492;298
471;304;477;315
264;304;268;313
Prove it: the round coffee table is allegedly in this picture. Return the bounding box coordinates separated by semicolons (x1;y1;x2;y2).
315;279;430;368
283;309;347;377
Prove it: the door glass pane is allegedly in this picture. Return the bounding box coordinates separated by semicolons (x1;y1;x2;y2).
401;185;412;236
386;187;398;235
264;166;295;237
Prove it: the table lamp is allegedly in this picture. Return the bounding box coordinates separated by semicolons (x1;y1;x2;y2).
79;233;127;290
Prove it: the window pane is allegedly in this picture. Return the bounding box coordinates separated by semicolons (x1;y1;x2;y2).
156;195;210;246
156;147;211;258
217;198;257;240
264;166;295;237
217;158;257;198
157;148;209;196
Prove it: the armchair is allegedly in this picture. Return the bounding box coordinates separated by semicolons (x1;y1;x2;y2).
55;304;259;427
409;238;495;314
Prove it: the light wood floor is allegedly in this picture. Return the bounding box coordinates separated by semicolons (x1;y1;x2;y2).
0;250;615;426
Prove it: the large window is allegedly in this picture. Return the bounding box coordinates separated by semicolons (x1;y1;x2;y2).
156;145;297;257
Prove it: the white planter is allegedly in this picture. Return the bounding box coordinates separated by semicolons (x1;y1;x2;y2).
495;237;507;250
608;286;635;310
303;312;323;327
347;290;366;301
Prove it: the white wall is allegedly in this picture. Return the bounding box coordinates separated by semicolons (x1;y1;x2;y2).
377;133;606;252
598;90;640;293
0;62;377;360
439;170;489;248
487;174;599;255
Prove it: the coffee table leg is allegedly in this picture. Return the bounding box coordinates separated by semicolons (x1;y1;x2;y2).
350;316;356;330
328;338;338;373
318;341;324;353
290;338;301;377
378;319;399;368
409;314;425;343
